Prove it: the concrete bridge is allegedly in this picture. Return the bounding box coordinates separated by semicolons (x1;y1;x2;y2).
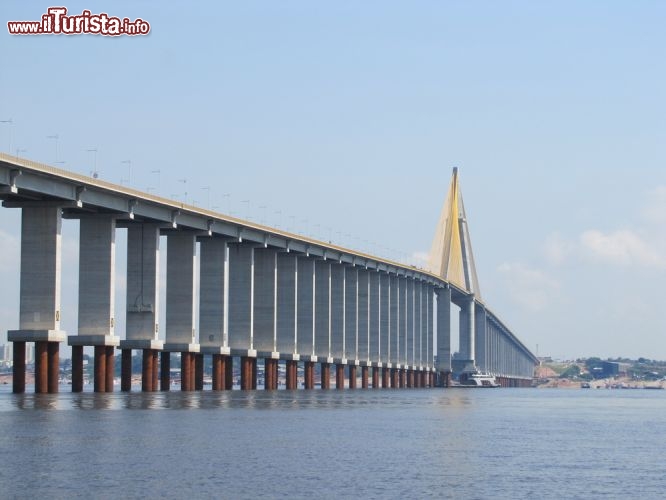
0;153;538;393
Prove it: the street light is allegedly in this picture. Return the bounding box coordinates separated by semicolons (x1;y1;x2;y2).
86;148;98;178
15;147;27;157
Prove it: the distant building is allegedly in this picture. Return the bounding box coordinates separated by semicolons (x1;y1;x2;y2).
0;343;35;367
601;361;620;377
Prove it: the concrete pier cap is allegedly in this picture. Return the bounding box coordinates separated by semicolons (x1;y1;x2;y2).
8;329;66;342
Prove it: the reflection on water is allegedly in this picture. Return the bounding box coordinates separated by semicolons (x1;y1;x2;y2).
0;389;665;499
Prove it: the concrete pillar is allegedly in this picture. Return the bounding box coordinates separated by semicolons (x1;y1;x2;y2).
389;275;399;369
94;345;106;393
105;346;114;392
240;356;256;390
142;349;154;392
314;260;330;361
276;253;297;357
224;356;233;390
475;305;487;372
399;369;406;388
416;282;423;371
336;363;345;389
435;287;451;384
125;224;160;345
348;365;357;389
391;368;398;388
228;243;254;353
15;207;64;332
320;363;330;389
344;267;358;364
379;273;389;366
71;345;84;392
181;352;192;391
121;349;131;392
35;341;48;394
12;342;25;394
297;258;315;358
406;279;415;371
165;232;198;350
459;295;476;366
254;249;277;357
47;342;59;393
160;352;171;391
361;366;369;389
304;361;315;389
195;354;204;391
199;238;228;353
212;354;222;390
372;366;379;389
381;367;389;388
407;369;414;388
265;358;278;390
286;360;298;390
369;272;380;364
357;270;369;362
76;217;117;341
8;207;67;393
331;264;345;362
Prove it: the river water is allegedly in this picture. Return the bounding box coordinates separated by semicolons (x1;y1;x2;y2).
0;387;664;499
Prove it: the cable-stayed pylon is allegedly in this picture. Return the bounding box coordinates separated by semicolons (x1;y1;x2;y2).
428;167;481;298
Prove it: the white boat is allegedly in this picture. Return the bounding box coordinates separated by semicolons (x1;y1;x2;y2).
457;369;500;388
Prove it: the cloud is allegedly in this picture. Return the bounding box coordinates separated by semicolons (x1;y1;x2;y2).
497;262;560;311
579;229;665;268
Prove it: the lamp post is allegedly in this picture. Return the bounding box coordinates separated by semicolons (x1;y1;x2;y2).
87;148;98;178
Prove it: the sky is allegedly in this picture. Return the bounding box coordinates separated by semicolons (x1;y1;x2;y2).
1;1;665;360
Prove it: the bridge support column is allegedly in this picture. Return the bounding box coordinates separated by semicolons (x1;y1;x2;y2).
225;356;233;390
286;360;298;389
399;369;406;388
141;349;154;391
336;363;345;389
212;354;222;390
361;366;369;389
120;349;131;392
321;363;330;389
407;369;414;388
372;367;380;388
35;341;48;393
348;365;357;389
241;356;256;390
391;368;398;388
304;361;315;389
94;345;107;393
9;207;67;393
160;352;170;391
12;342;26;394
265;358;278;390
195;354;204;391
71;345;83;392
105;346;115;392
381;367;389;388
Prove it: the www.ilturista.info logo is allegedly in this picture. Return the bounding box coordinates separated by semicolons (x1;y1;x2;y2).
7;7;150;36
